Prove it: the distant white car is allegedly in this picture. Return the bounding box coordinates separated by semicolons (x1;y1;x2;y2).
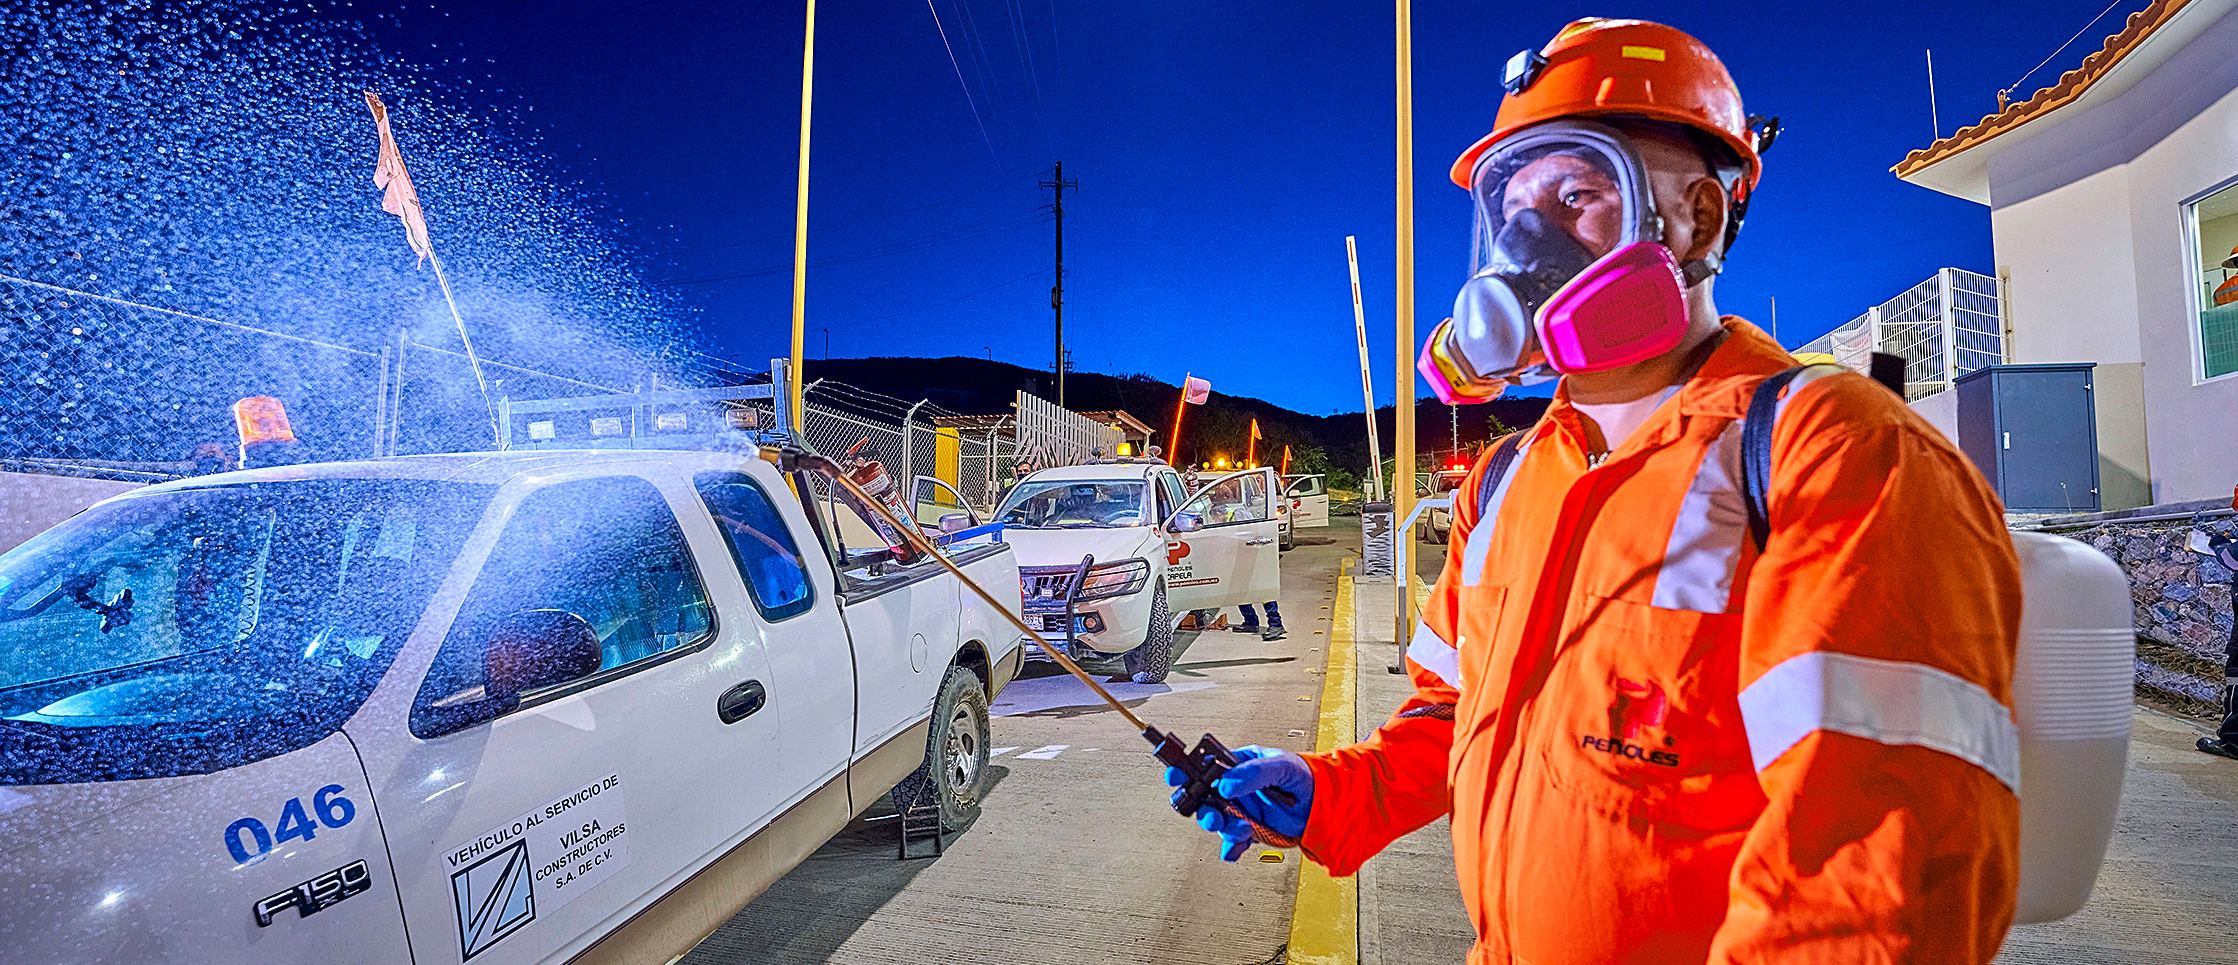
1420;468;1468;543
994;462;1281;683
1283;474;1330;530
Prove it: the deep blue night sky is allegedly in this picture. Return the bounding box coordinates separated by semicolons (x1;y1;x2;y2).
370;0;2151;414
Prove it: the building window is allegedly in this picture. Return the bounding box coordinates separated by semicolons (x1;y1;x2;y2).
2192;181;2238;380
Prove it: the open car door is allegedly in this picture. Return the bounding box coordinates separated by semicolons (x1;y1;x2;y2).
1162;467;1280;613
1283;474;1330;528
912;475;980;532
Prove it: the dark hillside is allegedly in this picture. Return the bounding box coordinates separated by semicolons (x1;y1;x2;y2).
797;356;1547;478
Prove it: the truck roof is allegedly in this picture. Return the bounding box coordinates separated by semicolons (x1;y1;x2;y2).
1024;462;1168;483
134;449;754;492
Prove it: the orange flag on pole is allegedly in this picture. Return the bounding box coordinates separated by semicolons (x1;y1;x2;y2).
365;91;433;265
1246;417;1260;467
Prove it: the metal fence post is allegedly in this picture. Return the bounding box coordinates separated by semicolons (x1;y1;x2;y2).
770;358;794;447
1938;267;1957;394
372;346;391;458
900;398;928;481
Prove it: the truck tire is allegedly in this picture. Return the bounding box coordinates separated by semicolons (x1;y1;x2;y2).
1125;582;1174;685
891;667;990;832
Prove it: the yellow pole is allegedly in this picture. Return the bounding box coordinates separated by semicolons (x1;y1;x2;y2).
1394;0;1418;647
788;0;817;433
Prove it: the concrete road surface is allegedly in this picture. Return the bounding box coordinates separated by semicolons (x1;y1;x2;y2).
688;517;2238;964
683;525;1355;965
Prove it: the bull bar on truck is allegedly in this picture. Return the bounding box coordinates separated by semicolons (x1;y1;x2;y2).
1017;554;1151;662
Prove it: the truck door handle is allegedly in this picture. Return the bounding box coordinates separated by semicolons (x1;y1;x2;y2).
718;680;767;724
1245;537;1274;546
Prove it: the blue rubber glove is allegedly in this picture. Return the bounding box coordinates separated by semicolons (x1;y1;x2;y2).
1162;745;1314;862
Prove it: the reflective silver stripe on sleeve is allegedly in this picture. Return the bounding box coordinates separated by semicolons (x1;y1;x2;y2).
1460;436;1531;587
1651;422;1748;613
1405;622;1461;687
1738;651;2020;791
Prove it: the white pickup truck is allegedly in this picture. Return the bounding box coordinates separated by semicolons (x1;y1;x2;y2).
993;462;1281;684
0;446;1022;965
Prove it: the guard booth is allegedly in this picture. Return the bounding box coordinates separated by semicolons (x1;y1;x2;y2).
1954;363;2101;514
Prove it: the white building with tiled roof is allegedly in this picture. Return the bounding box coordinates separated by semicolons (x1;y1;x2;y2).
1895;0;2238;509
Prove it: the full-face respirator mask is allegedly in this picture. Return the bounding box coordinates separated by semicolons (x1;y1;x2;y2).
1419;119;1713;403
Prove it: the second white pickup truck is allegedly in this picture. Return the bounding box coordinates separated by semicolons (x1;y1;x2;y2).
993;462;1281;683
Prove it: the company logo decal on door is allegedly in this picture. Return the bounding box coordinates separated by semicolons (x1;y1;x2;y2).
444;773;632;959
453;841;534;958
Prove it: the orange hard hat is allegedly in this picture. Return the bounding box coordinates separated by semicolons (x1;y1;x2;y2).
1449;19;1773;191
2221;243;2238;270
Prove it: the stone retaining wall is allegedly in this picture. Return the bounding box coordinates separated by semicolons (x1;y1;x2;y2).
2034;500;2235;708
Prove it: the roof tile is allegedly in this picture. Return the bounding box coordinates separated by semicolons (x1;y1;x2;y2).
1891;0;2193;178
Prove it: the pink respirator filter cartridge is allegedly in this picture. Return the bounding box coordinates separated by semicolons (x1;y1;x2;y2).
1534;241;1688;374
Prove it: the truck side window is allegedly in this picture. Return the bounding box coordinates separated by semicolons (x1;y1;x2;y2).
1182;475;1269;527
411;476;714;738
695;472;815;622
1157;473;1186;521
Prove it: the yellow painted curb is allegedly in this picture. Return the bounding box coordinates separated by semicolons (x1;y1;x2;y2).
1286;560;1357;965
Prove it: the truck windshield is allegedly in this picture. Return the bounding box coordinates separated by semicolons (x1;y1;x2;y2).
995;480;1146;529
0;479;491;785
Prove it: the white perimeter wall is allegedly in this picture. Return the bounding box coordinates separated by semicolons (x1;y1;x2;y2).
0;471;141;555
1992;171;2155;508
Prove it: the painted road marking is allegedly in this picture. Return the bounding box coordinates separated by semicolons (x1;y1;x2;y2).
1014;745;1069;760
990;747;1020;757
1289;559;1358;965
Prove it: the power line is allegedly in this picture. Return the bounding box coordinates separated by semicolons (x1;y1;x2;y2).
653;210;1047;286
925;0;1001;166
1005;0;1051;156
2001;0;2137;105
871;266;1046;320
654;179;1014;258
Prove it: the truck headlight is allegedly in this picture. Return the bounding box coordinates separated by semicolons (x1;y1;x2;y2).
1074;558;1151;602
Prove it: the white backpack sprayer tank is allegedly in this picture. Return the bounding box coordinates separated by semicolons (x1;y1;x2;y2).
1734;366;2136;924
2008;530;2134;924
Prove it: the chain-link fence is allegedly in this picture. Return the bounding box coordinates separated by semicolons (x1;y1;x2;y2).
1798;267;2004;400
0;274;648;465
706;379;1122;513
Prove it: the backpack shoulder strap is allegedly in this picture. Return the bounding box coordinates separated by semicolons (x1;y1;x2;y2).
1475;429;1529;524
1741;364;1849;552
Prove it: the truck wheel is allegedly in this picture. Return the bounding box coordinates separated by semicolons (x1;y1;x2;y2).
1125;583;1174;685
891;667;990;832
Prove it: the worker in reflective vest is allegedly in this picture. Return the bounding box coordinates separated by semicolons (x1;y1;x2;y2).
1172;19;2022;962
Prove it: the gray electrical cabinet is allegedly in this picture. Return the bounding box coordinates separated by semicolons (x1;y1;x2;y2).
1953;363;2100;514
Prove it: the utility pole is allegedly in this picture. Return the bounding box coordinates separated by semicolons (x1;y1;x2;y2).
1040;161;1078;408
1394;0;1419;653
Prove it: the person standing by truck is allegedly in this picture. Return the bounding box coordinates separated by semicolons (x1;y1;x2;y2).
2191;489;2238;762
1230;601;1284;641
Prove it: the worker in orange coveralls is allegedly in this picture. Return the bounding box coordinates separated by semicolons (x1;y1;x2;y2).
1169;18;2023;963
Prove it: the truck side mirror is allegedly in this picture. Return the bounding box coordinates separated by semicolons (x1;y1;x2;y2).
484;609;602;702
1166;512;1203;534
939;513;975;533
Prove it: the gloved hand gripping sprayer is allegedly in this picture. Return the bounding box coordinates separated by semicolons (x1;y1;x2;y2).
767;446;1299;846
